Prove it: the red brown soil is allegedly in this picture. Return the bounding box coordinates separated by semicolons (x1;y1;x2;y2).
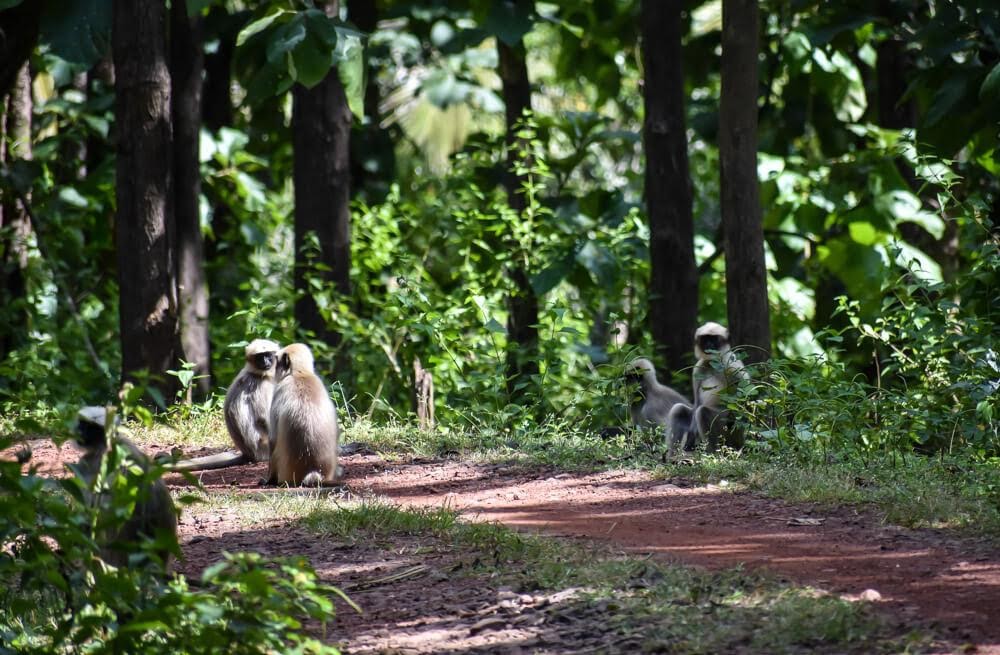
21;440;1000;653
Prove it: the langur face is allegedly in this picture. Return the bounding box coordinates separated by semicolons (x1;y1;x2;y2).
251;350;276;372
697;333;727;354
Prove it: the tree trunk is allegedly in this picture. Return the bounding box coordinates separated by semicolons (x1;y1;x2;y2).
291;0;352;376
496;4;540;404
171;0;211;396
720;0;771;364
641;0;698;382
0;64;33;359
113;0;180;396
0;2;40;100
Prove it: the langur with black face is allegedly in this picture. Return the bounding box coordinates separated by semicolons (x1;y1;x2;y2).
666;322;749;455
267;343;341;487
625;358;690;427
168;339;280;472
74;406;178;568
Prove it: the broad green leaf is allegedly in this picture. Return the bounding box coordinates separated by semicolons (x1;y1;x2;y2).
483;0;533;46
39;0;111;67
334;24;365;119
290;28;333;87
875;190;945;239
266;16;307;64
924;74;970;128
847;221;879;246
884;241;942;283
484;318;506;334
236;9;290;47
0;0;24;9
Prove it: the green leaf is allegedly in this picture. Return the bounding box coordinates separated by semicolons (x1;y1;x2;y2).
39;0;112;67
484;318;507;334
979;62;1000;102
334;25;365;119
924;74;970;128
483;0;533;46
0;0;25;9
266;15;307;64
236;9;290;47
847;221;879;246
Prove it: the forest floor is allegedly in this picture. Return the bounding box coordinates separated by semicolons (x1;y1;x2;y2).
25;439;1000;654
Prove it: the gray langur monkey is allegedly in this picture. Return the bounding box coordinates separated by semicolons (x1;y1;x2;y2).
666;322;749;455
168;338;280;472
74;406;178;567
625;358;690;428
266;343;341;487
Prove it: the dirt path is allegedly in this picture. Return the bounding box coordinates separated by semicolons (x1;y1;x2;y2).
23;440;1000;652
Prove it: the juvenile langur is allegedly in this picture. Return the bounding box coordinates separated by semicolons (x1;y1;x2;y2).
168;339;279;472
267;343;341;487
666;322;749;455
74;406;178;567
625;358;690;428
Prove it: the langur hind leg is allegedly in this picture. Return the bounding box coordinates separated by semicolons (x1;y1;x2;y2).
665;404;693;458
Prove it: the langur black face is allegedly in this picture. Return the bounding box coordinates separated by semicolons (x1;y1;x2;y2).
696;333;727;354
276;352;292;379
76;406;112;449
251;350;276;372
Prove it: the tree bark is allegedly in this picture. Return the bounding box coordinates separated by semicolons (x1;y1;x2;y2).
496;4;540;404
113;0;181;396
0;64;33;359
641;0;698;382
170;0;211;396
720;0;771;364
292;0;352;375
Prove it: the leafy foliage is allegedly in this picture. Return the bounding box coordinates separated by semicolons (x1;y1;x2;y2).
0;418;347;654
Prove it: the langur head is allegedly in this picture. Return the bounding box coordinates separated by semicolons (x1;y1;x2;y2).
624;357;657;389
245;339;280;375
694;322;730;359
76;406;118;451
276;343;315;381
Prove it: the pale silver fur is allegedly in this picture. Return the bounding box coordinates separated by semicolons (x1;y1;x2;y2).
626;358;689;427
267;344;340;487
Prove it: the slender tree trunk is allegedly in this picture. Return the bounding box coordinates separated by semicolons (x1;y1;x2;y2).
292;0;352;376
720;0;771;364
171;0;211;396
496;3;540;404
113;0;180;396
641;0;698;382
0;2;40;100
0;64;33;359
202;6;235;133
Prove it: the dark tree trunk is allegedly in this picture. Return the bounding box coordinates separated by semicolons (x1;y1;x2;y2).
719;0;771;365
202;6;235;133
0;2;40;100
641;0;698;382
496;5;540;404
292;1;352;375
113;0;180;396
170;0;211;396
0;64;33;359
